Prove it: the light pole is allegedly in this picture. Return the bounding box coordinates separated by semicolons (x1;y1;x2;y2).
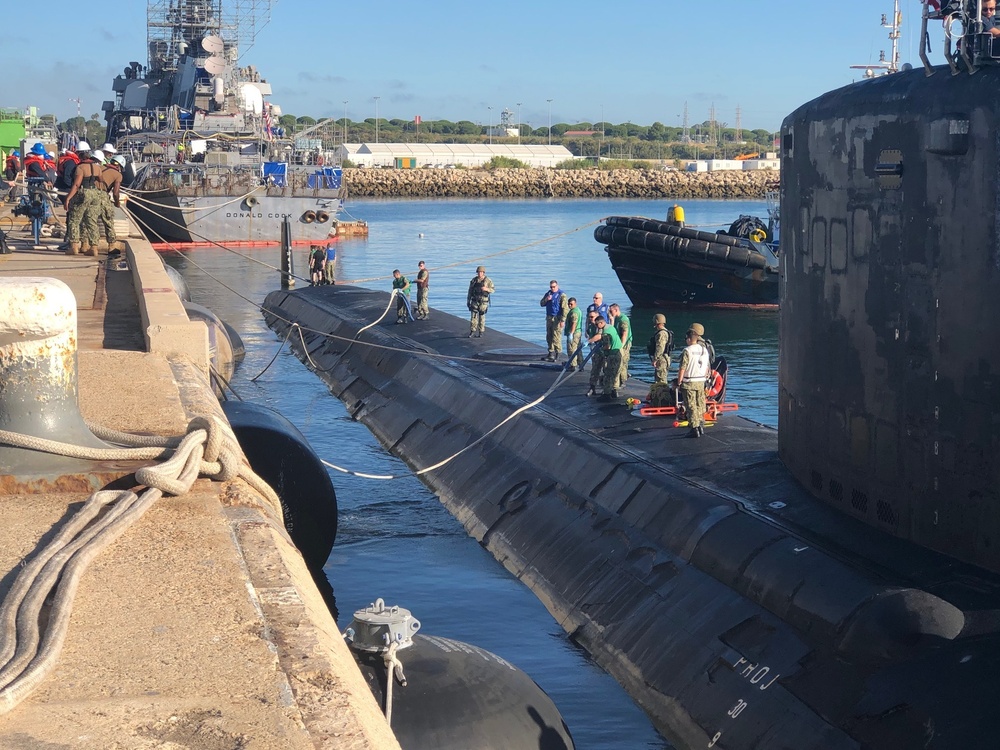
516;102;522;144
546;98;553;145
488;106;493;145
342;100;348;144
373;95;380;144
600;104;605;160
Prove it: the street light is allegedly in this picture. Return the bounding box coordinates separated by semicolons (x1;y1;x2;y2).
600;104;605;160
547;98;553;145
488;106;493;145
373;95;380;144
516;102;522;145
342;100;348;144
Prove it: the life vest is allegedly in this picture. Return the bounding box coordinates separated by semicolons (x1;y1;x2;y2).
23;154;49;179
543;289;564;317
681;342;711;381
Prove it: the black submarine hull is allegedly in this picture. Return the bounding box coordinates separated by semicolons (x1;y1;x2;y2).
595;217;780;308
779;65;1000;574
263;284;1000;749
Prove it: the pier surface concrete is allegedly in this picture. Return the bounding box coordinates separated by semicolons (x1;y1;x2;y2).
0;205;399;749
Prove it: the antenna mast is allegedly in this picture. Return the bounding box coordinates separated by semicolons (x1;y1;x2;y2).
850;0;902;77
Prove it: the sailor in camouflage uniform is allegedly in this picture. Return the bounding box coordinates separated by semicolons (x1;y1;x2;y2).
466;265;494;337
63;147;110;256
677;323;711;437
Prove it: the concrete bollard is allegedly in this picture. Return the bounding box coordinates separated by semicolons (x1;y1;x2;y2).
0;277;109;475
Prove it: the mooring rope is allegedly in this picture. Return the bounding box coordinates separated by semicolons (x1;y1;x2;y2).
0;415;282;715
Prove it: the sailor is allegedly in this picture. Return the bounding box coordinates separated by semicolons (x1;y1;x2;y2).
392;269;411;324
98;142;118;160
324;243;337;285
609;303;632;389
587;292;610;323
565;297;584;372
56;148;80;190
101;155;126;253
60;141;89;191
677;323;711;438
415;260;429;318
539;279;568;361
63;145;109;256
4;149;19;181
23;143;55;185
466;265;494;338
588;317;622;401
585;310;604;396
648;313;673;384
309;244;326;285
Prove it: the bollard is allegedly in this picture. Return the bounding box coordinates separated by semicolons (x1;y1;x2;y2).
0;277;110;475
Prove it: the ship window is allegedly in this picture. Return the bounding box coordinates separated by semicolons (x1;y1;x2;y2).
811;217;827;268
830;219;848;271
851;209;871;260
782;132;793;156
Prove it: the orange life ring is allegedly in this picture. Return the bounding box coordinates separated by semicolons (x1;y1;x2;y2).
706;370;723;399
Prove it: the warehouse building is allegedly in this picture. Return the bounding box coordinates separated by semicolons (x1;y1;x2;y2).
334;143;574;169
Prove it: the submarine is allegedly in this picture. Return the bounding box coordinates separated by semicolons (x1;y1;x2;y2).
259;8;1000;748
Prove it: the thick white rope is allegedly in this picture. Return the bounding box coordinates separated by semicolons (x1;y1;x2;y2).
0;414;281;715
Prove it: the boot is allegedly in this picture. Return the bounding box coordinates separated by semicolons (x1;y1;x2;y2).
687;428;701;438
85;244;99;257
109;240;125;253
66;242;81;255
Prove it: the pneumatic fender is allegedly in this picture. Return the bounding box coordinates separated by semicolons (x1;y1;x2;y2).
221;400;338;571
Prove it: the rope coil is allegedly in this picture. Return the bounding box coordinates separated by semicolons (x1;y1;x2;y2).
0;414;281;715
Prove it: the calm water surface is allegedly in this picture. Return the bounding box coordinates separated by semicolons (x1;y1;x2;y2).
166;197;779;749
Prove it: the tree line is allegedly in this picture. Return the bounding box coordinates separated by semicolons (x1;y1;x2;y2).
50;112;777;163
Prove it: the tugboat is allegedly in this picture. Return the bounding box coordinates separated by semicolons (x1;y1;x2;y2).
593;211;779;308
103;0;345;245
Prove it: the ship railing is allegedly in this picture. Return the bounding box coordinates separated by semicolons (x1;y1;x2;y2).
920;0;1000;74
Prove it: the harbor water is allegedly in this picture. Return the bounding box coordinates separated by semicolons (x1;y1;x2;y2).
166;197;779;749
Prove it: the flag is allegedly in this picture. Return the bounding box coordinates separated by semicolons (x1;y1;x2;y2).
414;115;421;124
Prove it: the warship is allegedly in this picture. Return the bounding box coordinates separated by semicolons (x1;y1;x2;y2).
102;0;344;244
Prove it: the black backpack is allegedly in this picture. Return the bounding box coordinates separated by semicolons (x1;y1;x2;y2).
646;328;673;357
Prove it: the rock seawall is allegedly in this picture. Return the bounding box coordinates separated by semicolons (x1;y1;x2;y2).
343;168;776;199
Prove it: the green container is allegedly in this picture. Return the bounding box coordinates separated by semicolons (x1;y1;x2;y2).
0;108;26;158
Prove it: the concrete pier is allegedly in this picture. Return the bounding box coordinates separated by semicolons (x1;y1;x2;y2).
0;207;399;748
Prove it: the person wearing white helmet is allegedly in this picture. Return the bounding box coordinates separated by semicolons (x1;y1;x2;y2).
63;144;116;256
98;142;117;159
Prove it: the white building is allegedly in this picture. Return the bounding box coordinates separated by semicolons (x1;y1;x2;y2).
334;143;574;169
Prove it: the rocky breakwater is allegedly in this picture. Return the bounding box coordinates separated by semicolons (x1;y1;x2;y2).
344;167;776;199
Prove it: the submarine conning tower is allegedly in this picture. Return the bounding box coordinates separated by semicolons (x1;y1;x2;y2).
779;27;1000;573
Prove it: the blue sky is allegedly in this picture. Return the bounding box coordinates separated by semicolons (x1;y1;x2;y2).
6;0;927;133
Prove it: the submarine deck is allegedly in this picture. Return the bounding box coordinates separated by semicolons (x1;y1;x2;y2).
0;206;399;748
265;283;1000;748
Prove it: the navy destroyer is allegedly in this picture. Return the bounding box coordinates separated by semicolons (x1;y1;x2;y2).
103;0;344;244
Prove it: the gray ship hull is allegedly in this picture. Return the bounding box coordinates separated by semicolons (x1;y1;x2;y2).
128;190;342;244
